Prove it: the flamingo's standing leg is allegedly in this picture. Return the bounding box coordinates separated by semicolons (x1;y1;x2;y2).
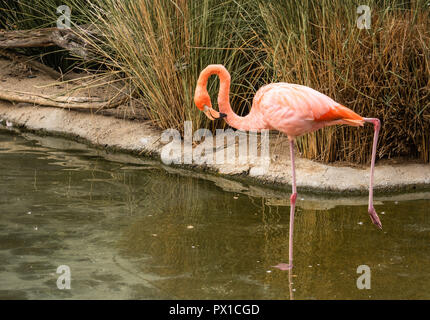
288;268;294;300
363;118;382;229
288;138;297;268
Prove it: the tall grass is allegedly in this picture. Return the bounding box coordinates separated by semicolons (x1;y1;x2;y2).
78;0;430;163
257;0;430;163
78;0;266;133
1;0;429;164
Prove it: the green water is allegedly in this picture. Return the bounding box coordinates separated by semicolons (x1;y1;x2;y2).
0;129;429;299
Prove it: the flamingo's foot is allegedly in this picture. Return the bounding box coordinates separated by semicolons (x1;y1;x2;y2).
368;207;382;229
272;263;293;271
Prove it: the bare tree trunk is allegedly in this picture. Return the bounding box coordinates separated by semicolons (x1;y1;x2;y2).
0;48;76;81
0;25;97;59
0;89;126;111
0;26;127;111
0;28;55;47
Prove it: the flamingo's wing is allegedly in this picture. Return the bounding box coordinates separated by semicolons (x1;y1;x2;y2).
253;83;364;137
288;84;364;126
313;102;364;126
257;83;364;126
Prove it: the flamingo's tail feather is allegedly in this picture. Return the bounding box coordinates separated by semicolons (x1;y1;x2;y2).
316;104;364;126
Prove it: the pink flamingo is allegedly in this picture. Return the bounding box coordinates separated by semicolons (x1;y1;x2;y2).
194;64;382;270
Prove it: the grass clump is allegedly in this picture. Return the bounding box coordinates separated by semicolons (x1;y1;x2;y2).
257;0;430;163
78;0;265;133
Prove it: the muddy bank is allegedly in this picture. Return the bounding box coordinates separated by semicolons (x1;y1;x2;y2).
0;101;429;193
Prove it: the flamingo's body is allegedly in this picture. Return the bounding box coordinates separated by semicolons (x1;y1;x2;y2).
194;64;382;270
240;82;365;135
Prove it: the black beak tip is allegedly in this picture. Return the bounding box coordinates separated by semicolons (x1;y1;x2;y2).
218;113;227;119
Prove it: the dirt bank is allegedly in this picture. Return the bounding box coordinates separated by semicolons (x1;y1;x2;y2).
0;101;429;193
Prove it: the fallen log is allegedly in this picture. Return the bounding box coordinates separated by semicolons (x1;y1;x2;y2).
0;48;76;81
0;26;125;110
0;28;55;48
0;25;97;59
0;88;126;111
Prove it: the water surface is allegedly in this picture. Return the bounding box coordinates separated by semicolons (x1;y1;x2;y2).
0;129;429;299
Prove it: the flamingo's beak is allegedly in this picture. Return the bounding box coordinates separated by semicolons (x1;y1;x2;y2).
204;105;226;120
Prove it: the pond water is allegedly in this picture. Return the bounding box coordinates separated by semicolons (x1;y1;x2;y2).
0;129;429;300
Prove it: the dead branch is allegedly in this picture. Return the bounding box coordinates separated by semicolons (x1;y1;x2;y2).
0;88;126;111
0;28;55;48
0;25;98;59
0;48;76;81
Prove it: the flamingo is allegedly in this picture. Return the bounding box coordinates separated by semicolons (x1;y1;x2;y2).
194;64;382;270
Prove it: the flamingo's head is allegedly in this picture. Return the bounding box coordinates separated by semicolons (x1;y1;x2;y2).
194;83;226;120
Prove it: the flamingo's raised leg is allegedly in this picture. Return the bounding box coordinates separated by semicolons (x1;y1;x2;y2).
363;118;382;229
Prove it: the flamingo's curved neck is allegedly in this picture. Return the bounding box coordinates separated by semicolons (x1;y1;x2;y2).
197;65;259;131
